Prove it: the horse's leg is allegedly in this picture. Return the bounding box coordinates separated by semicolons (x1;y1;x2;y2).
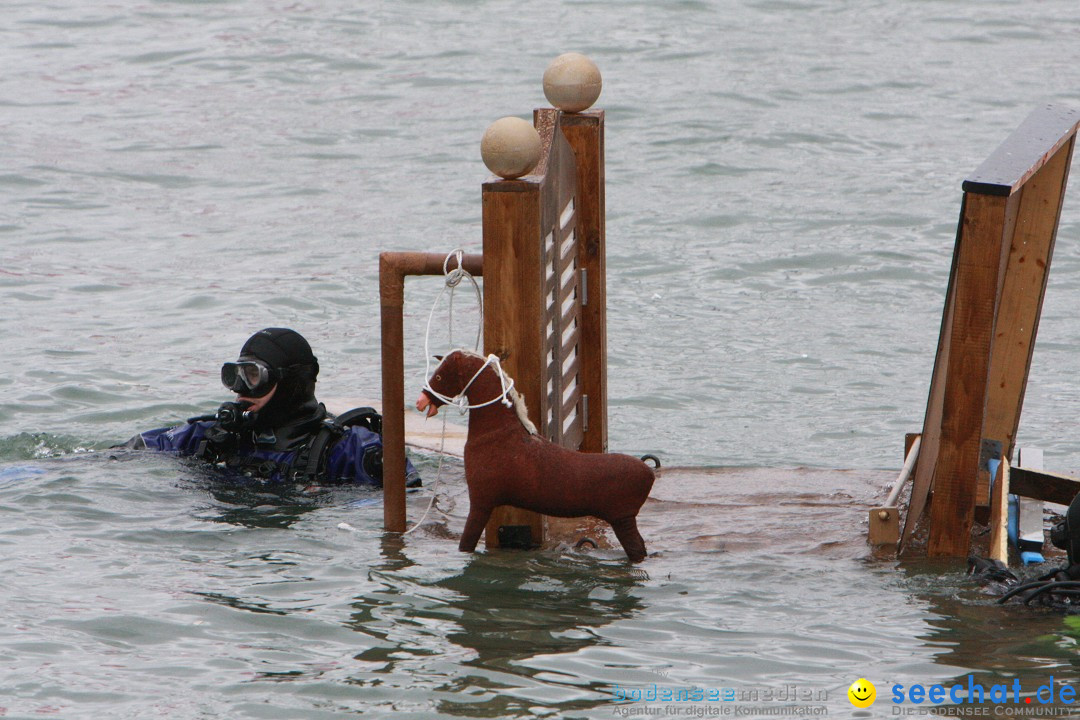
459;505;492;552
609;516;647;563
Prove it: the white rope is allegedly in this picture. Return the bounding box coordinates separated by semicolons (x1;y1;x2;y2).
423;249;482;381
401;408;450;535
403;249;484;536
421;352;516;412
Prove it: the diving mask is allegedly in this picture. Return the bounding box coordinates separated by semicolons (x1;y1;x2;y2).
221;359;280;397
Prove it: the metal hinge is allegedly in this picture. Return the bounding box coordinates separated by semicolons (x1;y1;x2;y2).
582;394;589;433
580;268;588;306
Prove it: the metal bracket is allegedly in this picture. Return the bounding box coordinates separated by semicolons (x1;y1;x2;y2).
582;394;589;433
580;268;588;306
979;439;1003;471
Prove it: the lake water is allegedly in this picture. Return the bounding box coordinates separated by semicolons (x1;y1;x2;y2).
5;1;1080;717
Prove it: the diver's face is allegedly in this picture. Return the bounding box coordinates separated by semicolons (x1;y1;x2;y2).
238;383;277;412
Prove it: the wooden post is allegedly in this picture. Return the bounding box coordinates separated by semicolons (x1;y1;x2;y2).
480;109;600;548
901;104;1080;557
926;192;1011;557
988;457;1011;564
560;111;608;453
380;254;408;533
482;176;547;548
982;146;1073;470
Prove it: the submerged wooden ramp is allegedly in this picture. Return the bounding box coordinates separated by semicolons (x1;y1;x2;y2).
894;104;1080;558
326;399;468;457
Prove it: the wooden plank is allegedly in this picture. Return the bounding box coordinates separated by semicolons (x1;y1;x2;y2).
482;182;546;548
868;508;900;546
983;139;1075;463
988;458;1010;564
927;192;1010;557
904;106;1080;555
975;189;1023;508
963;104;1080;196
558;268;579;306
560;355;582;386
531;108;559;182
560;111;608;454
1010;466;1080;507
489;507;545;549
901;203;962;551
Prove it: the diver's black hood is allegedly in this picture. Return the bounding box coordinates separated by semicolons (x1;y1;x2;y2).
237;328;320;431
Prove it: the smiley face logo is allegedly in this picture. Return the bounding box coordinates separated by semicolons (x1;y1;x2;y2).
847;678;876;708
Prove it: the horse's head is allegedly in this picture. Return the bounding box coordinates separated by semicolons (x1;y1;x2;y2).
415;350;537;434
416;350;487;418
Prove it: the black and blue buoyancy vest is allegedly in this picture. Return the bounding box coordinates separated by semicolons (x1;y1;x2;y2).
197;402;385;485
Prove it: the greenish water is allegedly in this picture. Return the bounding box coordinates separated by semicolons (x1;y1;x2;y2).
5;1;1080;717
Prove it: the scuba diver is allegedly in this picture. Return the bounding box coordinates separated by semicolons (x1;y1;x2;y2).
123;327;419;488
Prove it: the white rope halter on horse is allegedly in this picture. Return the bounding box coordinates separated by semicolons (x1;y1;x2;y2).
422;352;516;413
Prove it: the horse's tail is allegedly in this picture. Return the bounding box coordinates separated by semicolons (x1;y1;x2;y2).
640;454;661;470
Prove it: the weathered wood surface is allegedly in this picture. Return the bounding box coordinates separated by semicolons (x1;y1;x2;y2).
927;193;1009;557
903;105;1080;558
988;458;1010;564
963;104;1080;196
379;251;483;533
981;140;1075;495
902;245;959;550
561;111;608;454
482;180;545;548
1010;466;1080;507
481;110;592;548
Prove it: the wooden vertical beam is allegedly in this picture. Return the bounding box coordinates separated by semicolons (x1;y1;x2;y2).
988;457;1011;564
926;193;1010;557
901;105;1080;557
901;230;961;551
482;181;546;548
380;254;408;533
982;139;1075;462
560;111;608;454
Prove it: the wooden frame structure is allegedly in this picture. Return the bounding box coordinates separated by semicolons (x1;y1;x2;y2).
379;108;608;545
899;104;1080;557
480;108;607;547
379;251;483;533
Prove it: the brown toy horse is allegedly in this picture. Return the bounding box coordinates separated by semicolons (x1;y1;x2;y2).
416;350;656;562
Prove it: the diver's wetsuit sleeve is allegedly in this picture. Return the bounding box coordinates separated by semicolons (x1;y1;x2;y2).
125;421;214;455
322;426;420;487
323;426;382;485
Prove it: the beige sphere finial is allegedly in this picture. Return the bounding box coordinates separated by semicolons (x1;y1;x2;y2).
543;52;602;113
480;116;542;180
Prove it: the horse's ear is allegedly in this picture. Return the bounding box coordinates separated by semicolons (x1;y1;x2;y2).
433;354;443;362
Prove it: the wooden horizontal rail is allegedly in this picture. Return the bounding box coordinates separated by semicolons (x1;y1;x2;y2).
1009;465;1080;507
